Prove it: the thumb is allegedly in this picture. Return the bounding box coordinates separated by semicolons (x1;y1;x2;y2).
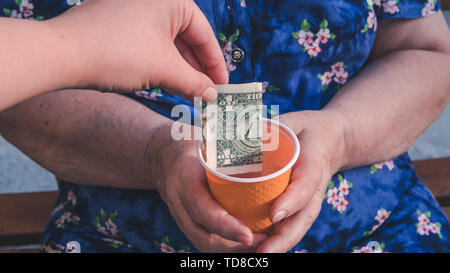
158;47;218;102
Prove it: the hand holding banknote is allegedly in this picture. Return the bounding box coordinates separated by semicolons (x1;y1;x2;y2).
48;0;228;101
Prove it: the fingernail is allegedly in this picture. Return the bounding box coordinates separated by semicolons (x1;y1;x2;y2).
201;87;217;102
237;235;253;246
272;210;286;223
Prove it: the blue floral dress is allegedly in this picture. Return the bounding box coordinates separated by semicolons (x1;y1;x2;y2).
2;0;448;253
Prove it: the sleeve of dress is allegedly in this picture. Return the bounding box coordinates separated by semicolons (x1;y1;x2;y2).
375;0;441;20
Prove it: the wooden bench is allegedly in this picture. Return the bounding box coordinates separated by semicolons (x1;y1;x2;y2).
0;157;449;253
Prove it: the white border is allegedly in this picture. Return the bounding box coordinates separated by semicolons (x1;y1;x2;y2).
197;118;300;183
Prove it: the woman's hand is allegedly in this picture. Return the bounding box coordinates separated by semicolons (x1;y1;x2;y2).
48;0;228;101
256;110;347;253
149;125;268;252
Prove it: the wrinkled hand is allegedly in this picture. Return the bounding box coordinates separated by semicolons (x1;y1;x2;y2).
256;110;347;253
150;125;267;252
49;0;227;101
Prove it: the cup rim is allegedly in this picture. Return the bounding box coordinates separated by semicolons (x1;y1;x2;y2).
197;118;300;183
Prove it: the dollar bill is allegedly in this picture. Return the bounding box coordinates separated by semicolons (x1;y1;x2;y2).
202;82;263;175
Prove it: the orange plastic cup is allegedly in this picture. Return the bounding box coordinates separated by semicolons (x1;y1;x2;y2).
198;119;300;233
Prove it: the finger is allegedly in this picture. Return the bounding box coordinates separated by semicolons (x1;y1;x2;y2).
269;153;325;224
257;189;325;253
179;2;228;85
158;46;217;102
174;37;203;72
167;193;260;253
180;176;254;246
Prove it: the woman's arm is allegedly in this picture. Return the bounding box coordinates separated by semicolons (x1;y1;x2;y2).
0;90;170;189
258;11;450;253
326;11;450;169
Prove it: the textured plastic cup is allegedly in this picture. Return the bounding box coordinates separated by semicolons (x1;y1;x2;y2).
198;119;300;233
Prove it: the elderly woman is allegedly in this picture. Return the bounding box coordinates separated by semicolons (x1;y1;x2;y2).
0;0;449;253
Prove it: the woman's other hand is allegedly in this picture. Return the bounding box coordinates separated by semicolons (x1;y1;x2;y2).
149;125;268;252
256;110;347;253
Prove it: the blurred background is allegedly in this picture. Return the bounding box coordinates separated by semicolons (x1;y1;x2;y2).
0;12;449;194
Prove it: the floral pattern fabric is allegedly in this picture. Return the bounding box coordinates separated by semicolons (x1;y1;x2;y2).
1;0;448;253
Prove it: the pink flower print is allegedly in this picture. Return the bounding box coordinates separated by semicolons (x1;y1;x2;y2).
51;203;65;216
61;211;71;221
296;30;314;46
304;40;322;57
10;10;22;19
374;208;390;224
326;187;340;206
105;218;119;237
429;223;441;234
320;71;333;86
293;19;335;58
56;218;64;228
367;11;377;31
333;70;349;85
416;210;443;238
316;28;331;44
417;223;430;236
71;215;80;222
422;0;436;17
160;243;176;253
294;249;308;253
20;0;34;18
417;213;430;225
372;159;395;173
262;81;269;94
226;60;236;73
240;0;246;8
96;225;109;236
338;179;350;196
382;0;400;14
67;191;77;206
331;62;345;74
336;197;349;213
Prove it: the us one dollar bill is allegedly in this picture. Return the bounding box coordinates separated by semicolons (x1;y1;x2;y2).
202;82;263;175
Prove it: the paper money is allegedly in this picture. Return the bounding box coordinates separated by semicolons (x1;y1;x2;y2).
202;82;263;175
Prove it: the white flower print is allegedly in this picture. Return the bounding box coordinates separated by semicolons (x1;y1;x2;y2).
374;208;390;224
334;70;349;85
422;0;437;17
304;39;322;57
66;241;81;253
335;197;349;214
240;0;246;8
160;242;176;253
417;222;430;235
135;89;163;101
381;0;400;14
338;179;351;196
418;213;431;225
218;30;240;73
325;175;353;214
296;30;314;47
367;11;377;31
293;19;335;58
10;10;22;19
331;62;345;75
371;159;395;174
415;210;443;238
319;71;333;86
318;62;349;92
428;223;441;234
19;0;34;18
316;28;331;44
